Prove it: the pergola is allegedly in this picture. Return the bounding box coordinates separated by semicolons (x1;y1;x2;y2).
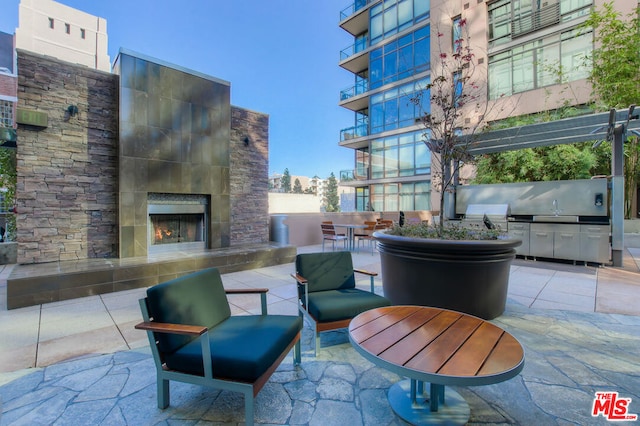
460;106;640;267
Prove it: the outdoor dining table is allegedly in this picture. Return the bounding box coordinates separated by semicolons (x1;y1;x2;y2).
349;305;525;425
332;223;367;251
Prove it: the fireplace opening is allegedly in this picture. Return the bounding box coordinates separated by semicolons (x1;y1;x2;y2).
147;195;209;254
152;214;204;245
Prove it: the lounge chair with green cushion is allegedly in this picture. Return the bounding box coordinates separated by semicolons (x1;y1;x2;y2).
292;251;391;355
135;267;302;426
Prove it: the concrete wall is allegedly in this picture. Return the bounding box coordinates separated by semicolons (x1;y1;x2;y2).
16;50;119;264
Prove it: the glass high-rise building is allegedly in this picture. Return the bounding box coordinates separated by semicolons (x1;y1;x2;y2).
338;0;622;213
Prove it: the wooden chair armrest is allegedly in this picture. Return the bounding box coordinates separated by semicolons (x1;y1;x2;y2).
354;268;378;277
291;273;308;284
135;321;207;336
225;288;269;294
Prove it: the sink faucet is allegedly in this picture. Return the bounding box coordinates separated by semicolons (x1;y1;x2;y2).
552;199;562;216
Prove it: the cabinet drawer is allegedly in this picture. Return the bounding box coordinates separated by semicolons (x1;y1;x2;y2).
580;224;610;234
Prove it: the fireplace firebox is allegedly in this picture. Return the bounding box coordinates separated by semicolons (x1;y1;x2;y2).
148;196;209;254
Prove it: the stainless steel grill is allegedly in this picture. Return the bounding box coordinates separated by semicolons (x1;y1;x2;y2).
461;204;510;231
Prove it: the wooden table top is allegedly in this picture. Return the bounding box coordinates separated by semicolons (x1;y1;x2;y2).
349;305;525;386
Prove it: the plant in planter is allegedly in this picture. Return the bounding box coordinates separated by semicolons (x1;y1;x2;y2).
374;222;521;320
374;20;521;320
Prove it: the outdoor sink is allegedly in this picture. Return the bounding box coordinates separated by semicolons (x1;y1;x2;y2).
532;215;579;223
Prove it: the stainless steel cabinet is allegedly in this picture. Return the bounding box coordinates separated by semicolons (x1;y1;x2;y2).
508;222;530;256
530;223;555;258
528;223;610;263
580;224;610;263
553;225;581;261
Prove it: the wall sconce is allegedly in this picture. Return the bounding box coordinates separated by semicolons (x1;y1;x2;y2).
243;136;250;146
67;105;79;117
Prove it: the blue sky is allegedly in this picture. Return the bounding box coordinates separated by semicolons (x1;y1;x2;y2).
0;0;356;179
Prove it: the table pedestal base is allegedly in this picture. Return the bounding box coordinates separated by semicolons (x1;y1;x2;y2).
388;380;470;425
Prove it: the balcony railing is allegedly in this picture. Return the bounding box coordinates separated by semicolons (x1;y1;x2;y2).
340;0;372;22
340;36;369;61
340;79;369;101
340;124;368;141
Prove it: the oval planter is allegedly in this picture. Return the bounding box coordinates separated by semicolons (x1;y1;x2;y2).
373;231;522;320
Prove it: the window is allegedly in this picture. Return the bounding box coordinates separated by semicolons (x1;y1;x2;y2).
356;187;370;211
80;28;86;39
488;29;592;99
48;18;54;29
369;26;430;90
0;101;13;128
65;23;70;34
372;181;430;211
370;130;431;179
488;0;592;46
370;78;428;134
370;0;430;45
452;16;462;50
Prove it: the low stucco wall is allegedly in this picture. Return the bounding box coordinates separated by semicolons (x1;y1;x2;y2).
269;211;434;247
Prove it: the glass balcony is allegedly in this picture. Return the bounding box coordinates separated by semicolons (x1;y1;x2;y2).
340;0;372;22
340;124;369;141
340;36;369;61
340;79;369;101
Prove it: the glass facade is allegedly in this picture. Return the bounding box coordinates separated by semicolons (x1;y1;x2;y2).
488;0;592;46
488;28;592;99
370;78;428;134
369;25;430;89
371;181;430;212
370;0;430;45
370;130;430;179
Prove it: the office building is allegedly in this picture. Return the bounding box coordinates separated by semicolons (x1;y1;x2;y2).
16;0;110;71
337;0;632;212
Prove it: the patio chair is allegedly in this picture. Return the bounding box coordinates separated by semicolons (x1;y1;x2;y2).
292;251;391;355
135;267;302;426
354;221;377;253
321;222;348;251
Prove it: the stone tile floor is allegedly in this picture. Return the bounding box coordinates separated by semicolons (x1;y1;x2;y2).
1;245;639;425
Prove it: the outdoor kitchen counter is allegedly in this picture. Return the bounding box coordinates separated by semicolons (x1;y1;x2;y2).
506;218;611;264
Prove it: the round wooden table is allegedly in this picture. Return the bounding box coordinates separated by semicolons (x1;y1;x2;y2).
349;305;525;425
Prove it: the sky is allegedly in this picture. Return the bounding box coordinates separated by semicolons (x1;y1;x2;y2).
0;0;356;179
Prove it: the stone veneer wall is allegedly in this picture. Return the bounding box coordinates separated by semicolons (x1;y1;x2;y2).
15;50;118;264
230;107;269;244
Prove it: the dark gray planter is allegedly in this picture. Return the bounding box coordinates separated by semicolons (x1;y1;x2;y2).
373;231;521;320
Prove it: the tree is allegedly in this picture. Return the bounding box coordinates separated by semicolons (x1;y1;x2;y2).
474;143;607;184
581;2;640;219
292;178;303;194
280;168;291;193
323;173;340;212
0;147;16;241
413;19;490;231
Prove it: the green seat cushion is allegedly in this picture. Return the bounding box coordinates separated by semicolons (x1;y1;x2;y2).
164;315;303;382
307;289;391;322
146;268;231;354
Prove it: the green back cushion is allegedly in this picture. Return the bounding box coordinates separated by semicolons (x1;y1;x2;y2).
296;251;355;294
146;267;231;354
